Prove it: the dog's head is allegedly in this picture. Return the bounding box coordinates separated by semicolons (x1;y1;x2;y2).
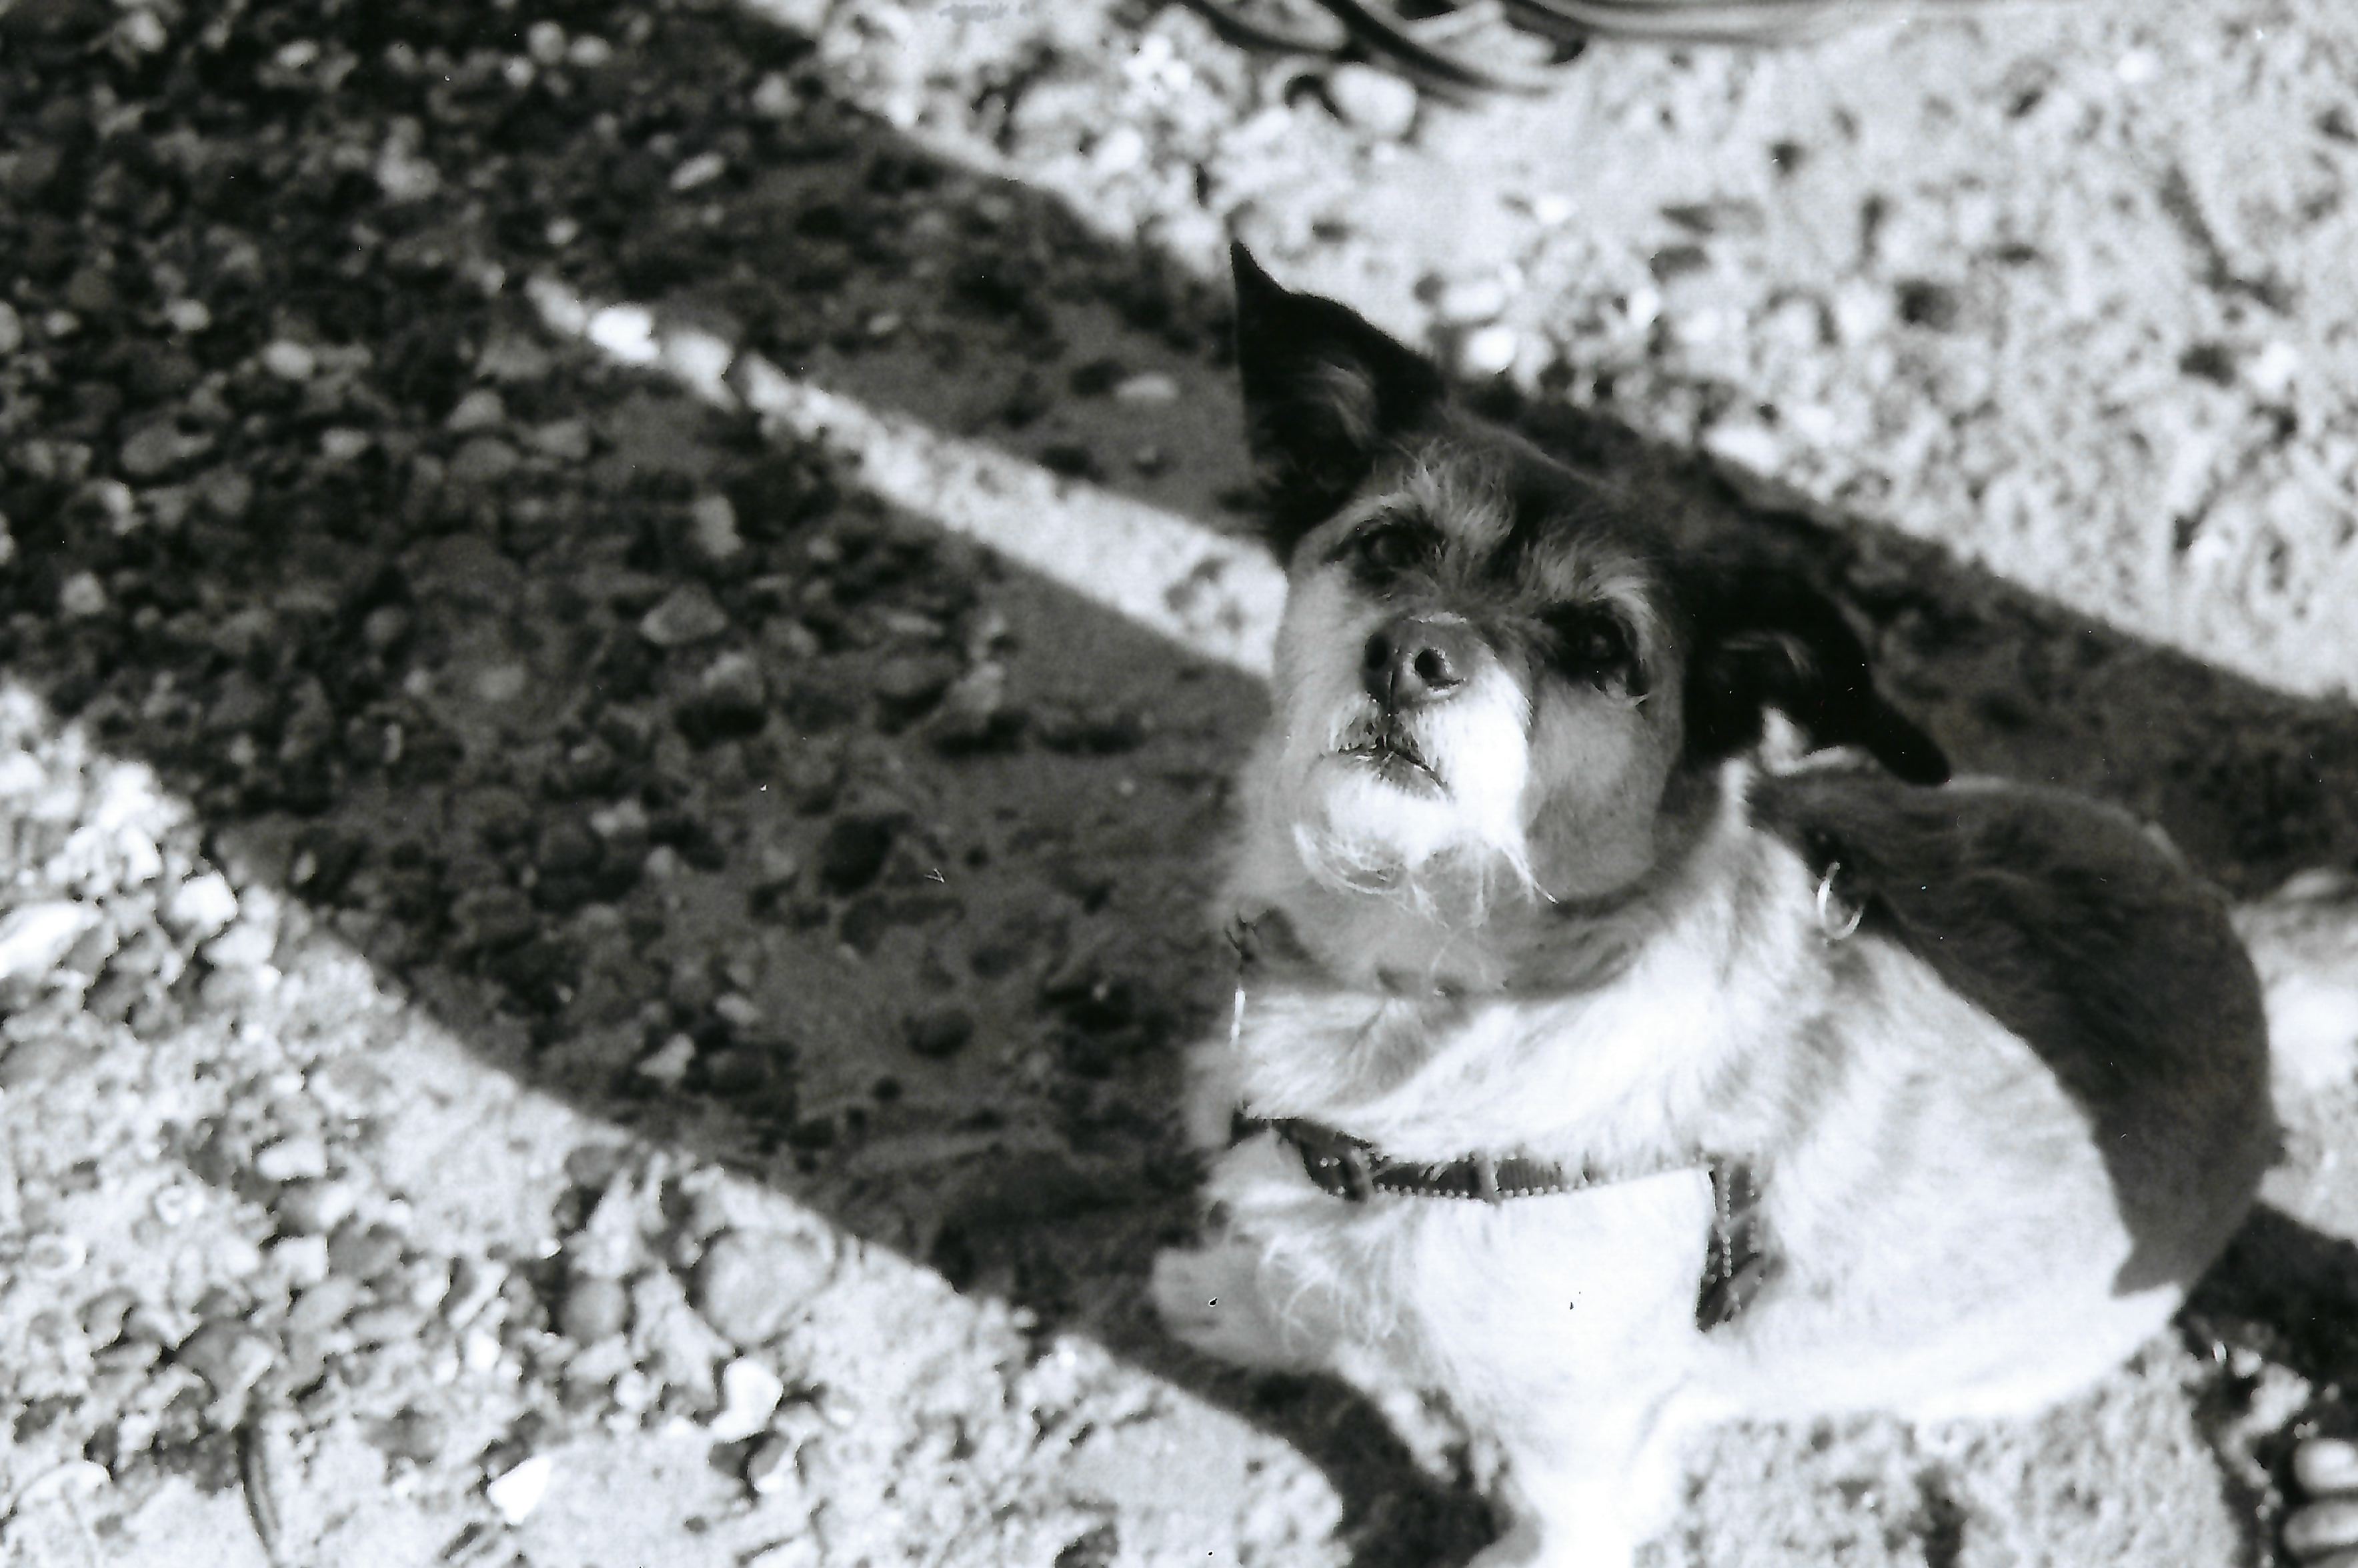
1228;246;1947;916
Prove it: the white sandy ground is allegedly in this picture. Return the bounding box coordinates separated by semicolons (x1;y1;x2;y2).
0;349;2352;1567
5;1;2358;1566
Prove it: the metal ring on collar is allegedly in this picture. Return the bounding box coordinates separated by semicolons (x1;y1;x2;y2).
1815;861;1864;943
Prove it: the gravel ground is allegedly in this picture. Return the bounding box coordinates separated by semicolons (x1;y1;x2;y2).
1;1;2357;1566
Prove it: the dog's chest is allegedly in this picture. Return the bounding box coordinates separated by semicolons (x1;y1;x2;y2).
1218;928;1754;1163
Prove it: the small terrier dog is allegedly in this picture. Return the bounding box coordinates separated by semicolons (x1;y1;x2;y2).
1152;247;2279;1567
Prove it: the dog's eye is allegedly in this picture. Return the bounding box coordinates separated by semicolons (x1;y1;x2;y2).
1546;609;1640;689
1343;519;1436;580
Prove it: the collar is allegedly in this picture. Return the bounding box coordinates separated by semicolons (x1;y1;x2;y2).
1236;1113;1774;1331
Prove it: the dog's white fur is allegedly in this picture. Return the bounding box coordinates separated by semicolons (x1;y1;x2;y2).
1165;760;2265;1566
1156;258;2277;1568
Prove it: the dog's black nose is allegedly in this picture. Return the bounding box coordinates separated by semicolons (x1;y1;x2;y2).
1363;616;1474;710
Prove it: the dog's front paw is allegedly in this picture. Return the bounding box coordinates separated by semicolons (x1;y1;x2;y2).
1150;1243;1318;1371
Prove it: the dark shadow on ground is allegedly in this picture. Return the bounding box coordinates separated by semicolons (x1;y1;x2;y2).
3;3;2357;1564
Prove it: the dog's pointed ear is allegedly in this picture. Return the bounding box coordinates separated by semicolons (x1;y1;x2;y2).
1231;244;1446;561
1680;563;1949;784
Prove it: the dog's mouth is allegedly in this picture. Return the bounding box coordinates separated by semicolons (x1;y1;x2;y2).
1333;716;1442;793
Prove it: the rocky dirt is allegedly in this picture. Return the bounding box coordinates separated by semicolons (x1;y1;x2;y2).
1;0;2356;1565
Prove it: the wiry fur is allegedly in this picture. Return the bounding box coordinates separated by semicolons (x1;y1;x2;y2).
1154;250;2279;1568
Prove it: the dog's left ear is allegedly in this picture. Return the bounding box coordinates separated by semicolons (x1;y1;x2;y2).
1680;563;1950;784
1231;244;1446;561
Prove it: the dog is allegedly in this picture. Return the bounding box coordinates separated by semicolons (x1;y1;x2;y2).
1149;246;2282;1567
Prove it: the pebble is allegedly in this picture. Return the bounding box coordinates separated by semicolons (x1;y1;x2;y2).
260;340;317;381
937;662;1010;732
1434;277;1508;327
2249;341;2302;399
636;1034;697;1085
529;419;594;461
874;653;958;719
375;137;441;204
347;1301;426;1345
57;571;109;618
688;493;744;563
9;1463;111;1516
1112;372;1180;406
485;1454;555;1525
816;817;897;896
443;1257;503;1328
587;304;658;365
254;1135;330;1183
670;152;728;193
904;1006;975;1059
475;664;528;704
175;1321;273;1401
401;1256;455;1313
1325;65;1418;139
85;479;137;535
272;1179;357;1237
557;1275;630;1343
447;437;521;489
640;586;730;647
752;73;797;117
325;1219;405;1281
377;1407;449;1465
0;303;20;356
2297;1437;2358;1495
744;1433;799;1498
611;1367;656;1414
445;388;507;433
203;917;277;971
0;900;101;985
1459;325;1519;377
712;991;764;1033
1895;279;1963;332
269;1235;331;1288
1091;125;1147;177
79;1287;141;1345
462;1329;503;1373
198;468;253;521
708;1356;786;1441
1831;280;1893;343
684;656;767;742
25;1232;88;1277
213;1231;267;1279
691;1229;833;1347
0;1035;77;1090
65;268;117;316
163;874;239;941
152;1184;203;1227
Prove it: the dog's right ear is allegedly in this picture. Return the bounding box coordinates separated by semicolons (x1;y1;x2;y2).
1232;244;1446;562
1679;561;1951;786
